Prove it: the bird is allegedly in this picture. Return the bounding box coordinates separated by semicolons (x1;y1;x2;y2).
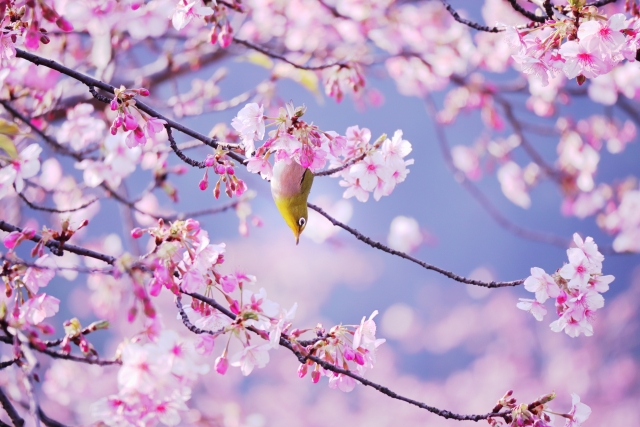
270;160;314;244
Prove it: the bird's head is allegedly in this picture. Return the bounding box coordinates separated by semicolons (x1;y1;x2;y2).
274;194;309;245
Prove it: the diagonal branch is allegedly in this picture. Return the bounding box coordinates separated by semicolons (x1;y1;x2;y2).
184;291;510;422
440;0;502;33
307;203;524;288
233;38;347;70
0;387;24;427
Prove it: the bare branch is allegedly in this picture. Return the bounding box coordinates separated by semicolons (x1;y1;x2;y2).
15;191;98;214
233;38;347;70
0;387;24;427
307;203;524;288
506;0;547;23
185;291;510;422
314;152;367;177
440;0;502;33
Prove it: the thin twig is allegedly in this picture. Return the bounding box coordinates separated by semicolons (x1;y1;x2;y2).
314;152;367;177
440;0;502;33
233;38;347;70
307;203;523;288
0;221;116;265
16;192;98;214
506;0;547;23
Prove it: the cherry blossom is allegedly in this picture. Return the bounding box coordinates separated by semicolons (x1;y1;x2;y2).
0;143;42;199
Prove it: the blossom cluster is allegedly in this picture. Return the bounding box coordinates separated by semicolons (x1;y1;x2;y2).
108;86;167;148
507;8;640;86
130;218;385;391
488;389;591;427
518;233;614;337
295;311;385;392
233;102;414;202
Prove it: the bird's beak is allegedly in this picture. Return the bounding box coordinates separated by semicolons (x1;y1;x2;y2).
295;234;300;245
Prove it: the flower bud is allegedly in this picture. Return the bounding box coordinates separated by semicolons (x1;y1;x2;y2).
218;23;233;48
40;34;50;44
205;155;216;167
213;180;221;199
110;97;119;111
199;177;209;191
354;351;365;365
3;231;21;249
215;355;228;375
124;113;138;131
130;228;144;239
343;346;355;361
55;16;74;32
138;88;150;96
185;219;200;232
297;363;308;378
311;369;321;384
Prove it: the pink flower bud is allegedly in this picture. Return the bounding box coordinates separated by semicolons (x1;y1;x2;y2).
218;23;233;49
229;300;240;315
130;228;144;239
22;228;35;239
55;16;74;32
113;115;123;128
40;34;50;44
138;88;150;96
209;26;219;44
215;355;228;375
343;347;355;361
213;180;221;199
297;363;308;378
311;369;321;384
205;155;216;167
215;164;226;175
110;97;119;111
354;351;365;365
3;231;21;249
79;336;90;353
110;125;118;135
130;1;142;10
184;219;200;232
124;113;138;131
127;306;137;322
199;177;208;191
226;166;235;175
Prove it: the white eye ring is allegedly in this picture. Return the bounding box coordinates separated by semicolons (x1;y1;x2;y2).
298;217;306;227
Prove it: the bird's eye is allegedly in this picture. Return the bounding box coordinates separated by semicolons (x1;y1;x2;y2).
298;217;306;228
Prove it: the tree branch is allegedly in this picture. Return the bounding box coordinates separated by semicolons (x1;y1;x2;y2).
307;203;524;288
15;191;98;214
233;38;347;70
184;291;509;422
440;0;502;33
0;388;24;427
506;0;547;23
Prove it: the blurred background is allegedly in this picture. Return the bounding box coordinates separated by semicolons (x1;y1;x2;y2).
1;0;640;426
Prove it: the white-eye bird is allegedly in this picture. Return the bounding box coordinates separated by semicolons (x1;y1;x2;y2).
270;160;314;244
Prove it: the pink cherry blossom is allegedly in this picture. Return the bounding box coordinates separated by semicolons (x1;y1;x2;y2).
517;298;547;321
171;1;214;31
563;393;591;427
0;143;42;199
229;344;271;376
231;103;265;155
523;267;560;303
559;249;598;290
20;294;60;325
23;255;56;294
559;40;608;79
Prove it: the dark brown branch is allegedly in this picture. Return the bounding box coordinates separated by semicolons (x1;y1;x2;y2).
233;38;347;70
36;407;67;427
16;191;98;214
185;292;509;422
14;49;243;163
0;358;19;370
175;295;224;336
440;0;502;33
586;0;618;6
0;221;116;265
166;126;207;169
314;152;367;177
0;335;120;367
0;387;24;427
506;0;547;23
542;0;554;19
307;203;523;288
